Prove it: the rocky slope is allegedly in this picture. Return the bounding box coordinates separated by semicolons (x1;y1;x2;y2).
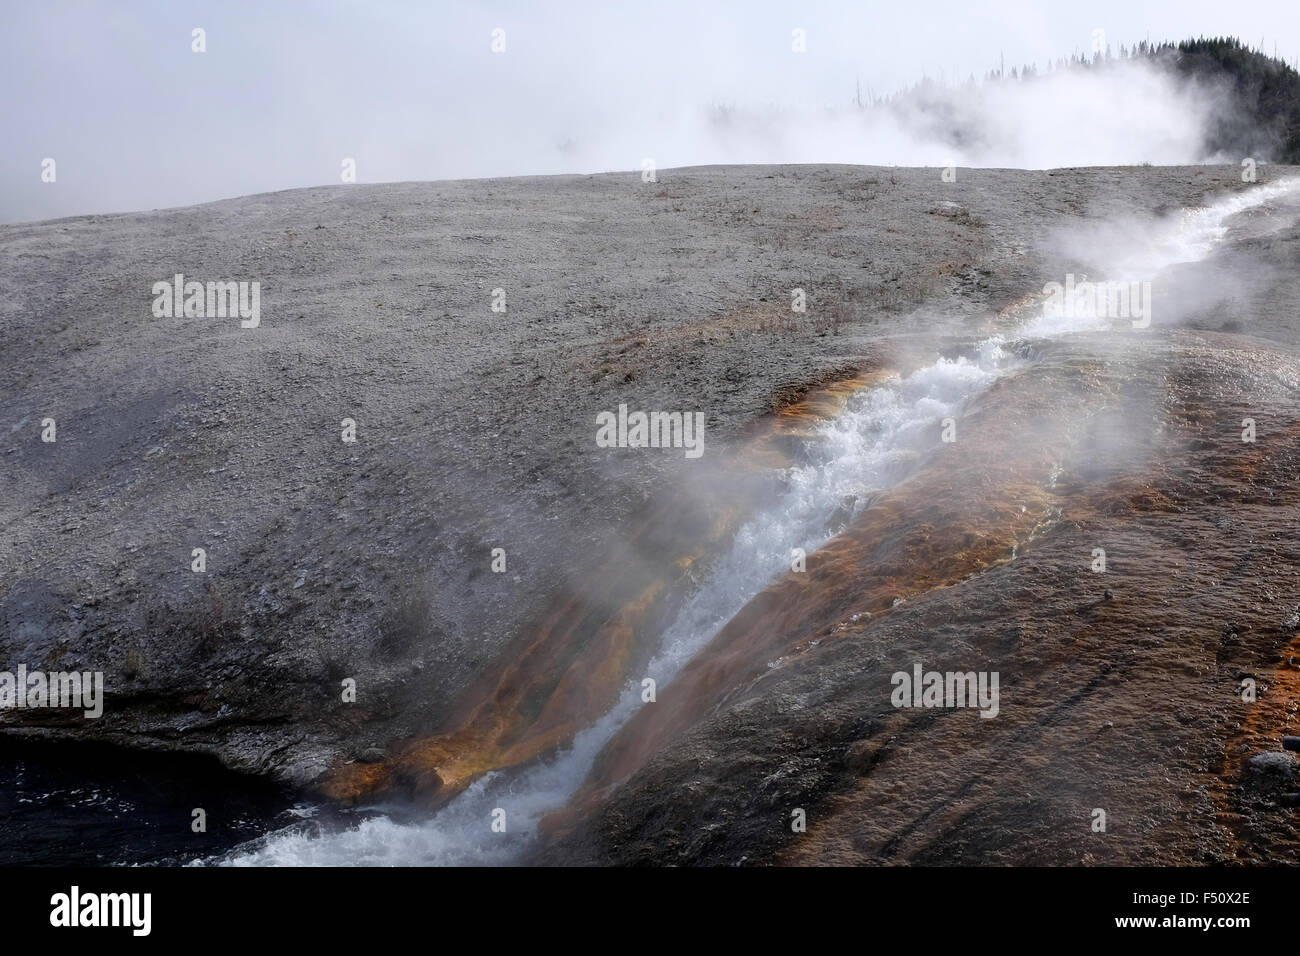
2;165;1297;866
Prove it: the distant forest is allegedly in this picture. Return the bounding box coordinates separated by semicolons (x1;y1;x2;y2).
879;37;1300;164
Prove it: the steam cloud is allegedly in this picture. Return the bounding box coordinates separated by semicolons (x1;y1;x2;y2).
0;15;1238;227
547;60;1224;173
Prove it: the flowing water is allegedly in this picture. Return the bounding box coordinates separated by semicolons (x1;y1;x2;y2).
216;178;1298;866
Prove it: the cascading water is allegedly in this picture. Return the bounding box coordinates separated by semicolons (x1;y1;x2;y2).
216;178;1298;866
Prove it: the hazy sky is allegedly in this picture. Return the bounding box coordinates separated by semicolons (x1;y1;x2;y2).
3;0;1299;223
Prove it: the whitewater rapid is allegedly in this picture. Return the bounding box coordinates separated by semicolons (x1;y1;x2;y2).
216;177;1297;866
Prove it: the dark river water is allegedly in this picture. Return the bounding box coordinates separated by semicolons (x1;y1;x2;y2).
0;738;301;865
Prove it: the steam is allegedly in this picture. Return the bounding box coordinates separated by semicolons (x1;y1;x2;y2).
552;60;1224;173
0;2;1251;226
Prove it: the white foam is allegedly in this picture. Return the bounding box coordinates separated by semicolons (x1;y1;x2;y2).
1119;179;1299;277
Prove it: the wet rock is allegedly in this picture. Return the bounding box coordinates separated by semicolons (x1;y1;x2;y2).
844;736;895;774
826;495;859;530
844;739;876;773
1246;751;1295;785
357;747;385;764
394;764;444;798
1282;736;1300;753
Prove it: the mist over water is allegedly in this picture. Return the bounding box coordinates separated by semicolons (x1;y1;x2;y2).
213;179;1298;867
222;350;1004;866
